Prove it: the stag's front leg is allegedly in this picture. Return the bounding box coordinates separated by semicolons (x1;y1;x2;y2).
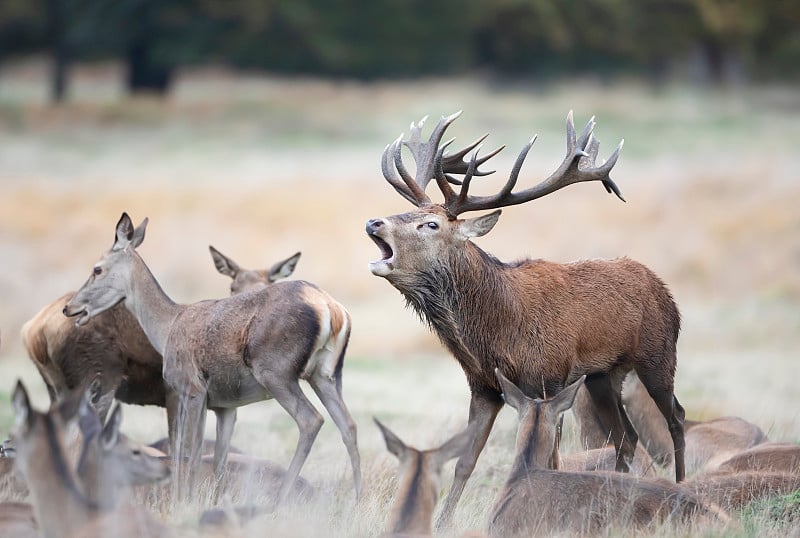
436;388;503;530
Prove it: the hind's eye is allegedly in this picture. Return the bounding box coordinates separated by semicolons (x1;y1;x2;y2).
93;267;102;276
132;449;141;456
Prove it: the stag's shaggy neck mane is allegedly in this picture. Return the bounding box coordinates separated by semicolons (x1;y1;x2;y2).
390;241;527;388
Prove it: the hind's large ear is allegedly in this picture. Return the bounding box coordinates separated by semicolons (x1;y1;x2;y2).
209;245;240;278
113;213;135;251
12;380;34;433
268;252;301;282
549;375;586;416
495;368;530;412
131;218;148;249
374;417;408;460
431;427;472;469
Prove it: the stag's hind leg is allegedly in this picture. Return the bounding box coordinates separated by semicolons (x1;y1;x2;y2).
583;372;637;473
637;369;686;482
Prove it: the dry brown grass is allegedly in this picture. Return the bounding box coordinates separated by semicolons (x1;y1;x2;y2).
0;60;798;536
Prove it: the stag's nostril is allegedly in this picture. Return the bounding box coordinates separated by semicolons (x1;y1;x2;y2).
62;306;68;316
366;219;384;233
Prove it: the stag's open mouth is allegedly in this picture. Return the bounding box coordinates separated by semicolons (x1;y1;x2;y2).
368;234;395;276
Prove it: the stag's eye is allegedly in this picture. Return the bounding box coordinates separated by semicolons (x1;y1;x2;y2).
427;222;439;230
132;449;141;456
93;266;102;276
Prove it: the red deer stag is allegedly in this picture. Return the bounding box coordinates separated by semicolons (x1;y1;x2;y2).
365;111;685;527
21;236;301;426
63;214;360;503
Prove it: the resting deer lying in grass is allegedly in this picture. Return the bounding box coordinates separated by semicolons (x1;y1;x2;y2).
21;234;300;426
681;470;800;511
366;111;686;526
559;443;657;476
374;419;471;537
63;213;360;503
9;380;170;538
488;371;727;537
715;442;800;475
574;372;767;472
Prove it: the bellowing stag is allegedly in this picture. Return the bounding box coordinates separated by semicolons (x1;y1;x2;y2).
365;111;686;527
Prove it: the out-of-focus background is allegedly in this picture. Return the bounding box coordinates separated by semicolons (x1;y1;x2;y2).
0;1;798;533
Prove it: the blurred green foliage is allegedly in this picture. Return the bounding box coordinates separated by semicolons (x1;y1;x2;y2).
0;0;797;98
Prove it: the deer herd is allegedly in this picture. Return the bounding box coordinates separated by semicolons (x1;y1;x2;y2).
1;111;797;537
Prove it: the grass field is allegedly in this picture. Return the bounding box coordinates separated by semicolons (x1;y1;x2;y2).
0;59;798;536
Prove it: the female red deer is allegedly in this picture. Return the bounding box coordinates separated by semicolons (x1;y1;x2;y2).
365;111;686;527
64;214;360;503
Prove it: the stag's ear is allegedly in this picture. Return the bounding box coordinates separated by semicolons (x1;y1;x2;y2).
495;368;530;412
549;375;586;417
268;252;301;282
101;404;122;451
113;213;135;251
431;428;472;469
12;380;34;433
131;218;148;249
209;246;240;278
459;210;501;239
374;418;408;459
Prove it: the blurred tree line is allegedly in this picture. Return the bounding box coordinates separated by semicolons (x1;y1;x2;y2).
0;0;797;102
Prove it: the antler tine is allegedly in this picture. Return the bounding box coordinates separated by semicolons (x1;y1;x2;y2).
497;136;537;199
401;111;462;192
392;136;431;205
381;139;420;205
454;147;481;208
381;135;417;205
443;111;625;216
433;143;458;201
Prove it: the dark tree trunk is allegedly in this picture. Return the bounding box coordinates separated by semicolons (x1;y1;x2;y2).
126;39;173;95
124;0;172;96
45;0;68;103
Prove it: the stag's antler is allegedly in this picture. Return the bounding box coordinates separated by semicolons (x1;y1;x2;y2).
381;111;624;218
438;111;624;217
380;112;501;207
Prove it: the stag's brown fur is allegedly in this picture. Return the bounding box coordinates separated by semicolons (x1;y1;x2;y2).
369;114;688;527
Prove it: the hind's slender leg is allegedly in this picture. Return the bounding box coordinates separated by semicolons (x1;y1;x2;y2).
255;372;323;504
309;375;361;499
